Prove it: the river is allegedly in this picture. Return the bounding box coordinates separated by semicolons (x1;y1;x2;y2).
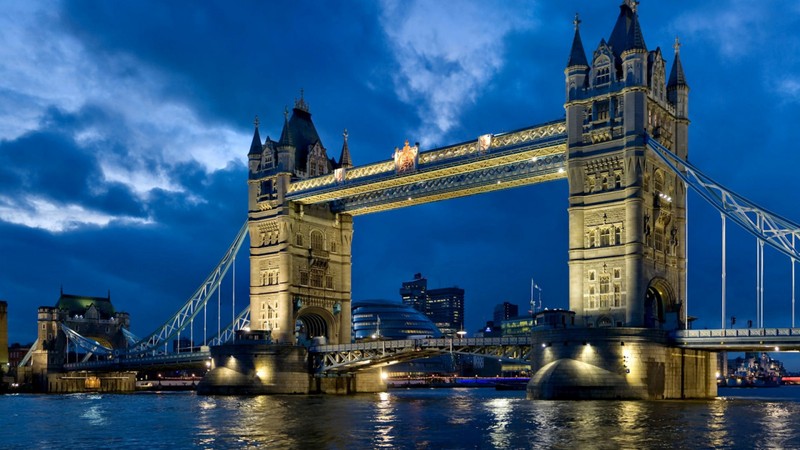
2;387;800;449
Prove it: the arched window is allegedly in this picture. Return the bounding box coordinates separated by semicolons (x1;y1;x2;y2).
310;230;324;251
614;227;621;245
614;173;622;189
599;276;610;308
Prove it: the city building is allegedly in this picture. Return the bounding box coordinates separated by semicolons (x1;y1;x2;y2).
399;273;464;336
351;300;441;341
493;301;518;325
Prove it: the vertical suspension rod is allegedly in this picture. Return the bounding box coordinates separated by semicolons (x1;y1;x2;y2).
684;181;689;330
232;256;236;343
722;214;726;329
793;233;796;328
217;279;221;340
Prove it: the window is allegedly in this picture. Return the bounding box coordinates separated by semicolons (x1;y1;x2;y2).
615;227;621;245
296;233;304;247
310;270;323;288
300;271;309;286
325;275;334;290
589;230;597;248
588;270;596;281
655;225;665;252
613;268;621;279
596;100;609;121
310;230;324;251
614;173;622;189
600;228;610;247
330;241;337;253
613;283;622;307
599;276;610;308
601;176;608;191
596;65;611;85
588;286;596;309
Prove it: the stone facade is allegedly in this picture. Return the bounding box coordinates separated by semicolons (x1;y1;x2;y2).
565;3;689;329
247;97;354;345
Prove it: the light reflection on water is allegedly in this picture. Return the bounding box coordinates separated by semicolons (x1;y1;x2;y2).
3;388;800;449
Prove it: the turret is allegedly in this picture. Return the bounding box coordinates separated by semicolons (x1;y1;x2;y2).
247;116;263;176
565;14;589;102
276;107;296;173
668;37;690;160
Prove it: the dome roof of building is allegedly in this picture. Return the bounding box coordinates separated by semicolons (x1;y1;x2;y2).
352;299;442;341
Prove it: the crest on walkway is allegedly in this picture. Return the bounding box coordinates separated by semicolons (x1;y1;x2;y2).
393;140;418;174
478;134;492;154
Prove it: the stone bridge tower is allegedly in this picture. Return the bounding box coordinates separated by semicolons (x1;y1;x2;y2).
565;1;689;330
247;95;354;345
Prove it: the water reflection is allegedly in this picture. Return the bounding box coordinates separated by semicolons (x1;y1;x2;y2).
486;397;511;448
372;391;396;448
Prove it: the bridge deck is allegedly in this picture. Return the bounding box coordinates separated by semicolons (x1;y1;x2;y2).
673;328;800;351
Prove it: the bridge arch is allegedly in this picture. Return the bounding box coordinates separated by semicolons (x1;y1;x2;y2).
644;277;678;329
295;306;336;344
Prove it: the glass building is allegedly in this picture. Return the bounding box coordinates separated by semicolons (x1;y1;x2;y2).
351;300;442;341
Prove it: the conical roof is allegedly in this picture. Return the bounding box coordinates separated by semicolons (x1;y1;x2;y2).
567;21;588;68
339;129;353;168
608;1;647;59
248;116;262;156
668;38;688;88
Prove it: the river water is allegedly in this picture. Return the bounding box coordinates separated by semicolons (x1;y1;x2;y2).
2;387;800;449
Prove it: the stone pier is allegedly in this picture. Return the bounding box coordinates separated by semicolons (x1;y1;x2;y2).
527;327;717;400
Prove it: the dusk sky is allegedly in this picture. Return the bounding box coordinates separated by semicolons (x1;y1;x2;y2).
3;1;800;360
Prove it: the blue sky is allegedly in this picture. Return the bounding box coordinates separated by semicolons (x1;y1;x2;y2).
3;1;800;363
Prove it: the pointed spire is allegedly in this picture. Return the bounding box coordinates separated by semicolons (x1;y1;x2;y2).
567;13;588;68
248;115;263;156
339;129;353;168
668;37;688;88
609;0;647;58
278;106;294;147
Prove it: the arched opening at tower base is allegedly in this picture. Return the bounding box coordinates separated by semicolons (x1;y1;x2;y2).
644;277;681;330
294;307;333;345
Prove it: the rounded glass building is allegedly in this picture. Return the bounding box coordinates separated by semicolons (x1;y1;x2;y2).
351;300;442;341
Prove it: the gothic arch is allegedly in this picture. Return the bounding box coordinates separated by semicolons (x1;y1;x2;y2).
643;277;678;329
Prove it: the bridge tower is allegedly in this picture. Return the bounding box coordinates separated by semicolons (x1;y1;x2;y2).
247;96;353;345
565;1;689;330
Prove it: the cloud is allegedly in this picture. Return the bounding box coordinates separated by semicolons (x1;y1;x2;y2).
0;1;249;224
0;195;151;233
673;1;768;59
379;0;535;146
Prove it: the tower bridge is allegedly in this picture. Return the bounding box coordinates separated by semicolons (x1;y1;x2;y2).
22;2;800;399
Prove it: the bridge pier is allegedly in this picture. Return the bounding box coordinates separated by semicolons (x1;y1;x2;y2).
527;328;717;400
197;341;385;395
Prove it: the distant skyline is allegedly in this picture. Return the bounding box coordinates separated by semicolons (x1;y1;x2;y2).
3;1;800;363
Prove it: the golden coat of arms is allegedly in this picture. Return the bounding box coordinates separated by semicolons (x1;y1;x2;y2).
393;140;418;174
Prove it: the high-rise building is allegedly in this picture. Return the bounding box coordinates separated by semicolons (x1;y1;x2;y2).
400;273;427;313
399;274;464;336
493;302;518;325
